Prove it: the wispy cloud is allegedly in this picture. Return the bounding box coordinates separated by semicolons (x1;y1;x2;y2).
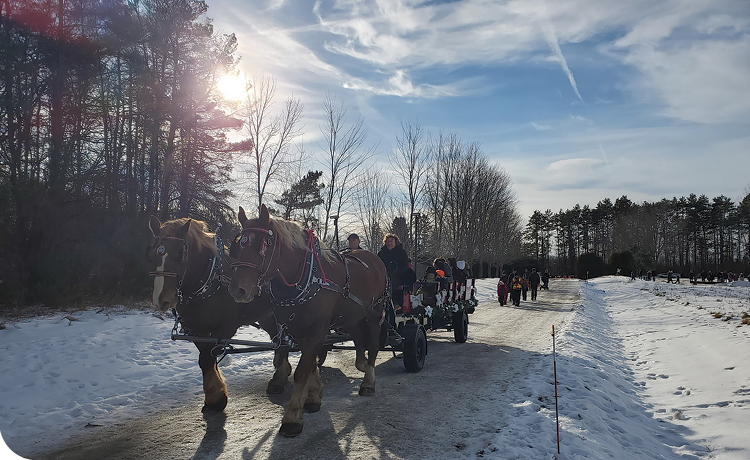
342;69;458;98
531;122;553;131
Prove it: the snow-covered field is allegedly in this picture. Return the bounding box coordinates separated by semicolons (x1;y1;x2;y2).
1;276;749;459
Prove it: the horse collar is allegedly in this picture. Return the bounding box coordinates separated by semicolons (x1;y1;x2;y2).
183;231;228;303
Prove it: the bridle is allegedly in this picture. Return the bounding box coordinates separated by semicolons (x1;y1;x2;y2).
230;226;277;286
149;230;230;303
148;236;189;279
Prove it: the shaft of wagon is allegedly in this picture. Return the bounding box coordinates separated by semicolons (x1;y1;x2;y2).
553;325;560;454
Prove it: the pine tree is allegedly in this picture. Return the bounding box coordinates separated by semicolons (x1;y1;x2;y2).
273;171;324;227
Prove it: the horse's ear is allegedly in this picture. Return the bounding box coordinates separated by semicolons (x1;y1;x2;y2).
149;216;161;237
177;219;191;238
259;204;269;226
238;206;248;227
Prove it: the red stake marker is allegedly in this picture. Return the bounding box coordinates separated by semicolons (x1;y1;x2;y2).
553;325;560;454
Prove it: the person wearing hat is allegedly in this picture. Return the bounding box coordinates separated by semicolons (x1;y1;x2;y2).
416;266;439;309
453;259;467;284
345;233;361;252
509;269;522;306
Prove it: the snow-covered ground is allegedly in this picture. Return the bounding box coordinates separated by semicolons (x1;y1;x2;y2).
1;276;749;459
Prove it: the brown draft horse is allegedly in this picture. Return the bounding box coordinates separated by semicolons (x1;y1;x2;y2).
147;216;293;411
228;205;388;437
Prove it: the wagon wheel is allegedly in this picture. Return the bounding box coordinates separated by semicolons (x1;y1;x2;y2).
453;311;469;343
403;327;427;373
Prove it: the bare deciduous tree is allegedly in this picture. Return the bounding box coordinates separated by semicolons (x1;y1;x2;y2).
390;120;431;251
241;76;304;211
356;168;391;251
319;93;377;243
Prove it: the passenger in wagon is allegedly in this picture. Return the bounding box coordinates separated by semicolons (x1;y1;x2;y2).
343;233;361;252
378;233;414;311
452;258;467;284
415;266;439;310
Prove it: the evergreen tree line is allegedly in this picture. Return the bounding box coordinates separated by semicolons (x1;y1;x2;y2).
523;193;750;278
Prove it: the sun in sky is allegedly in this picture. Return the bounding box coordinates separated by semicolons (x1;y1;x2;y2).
217;74;247;101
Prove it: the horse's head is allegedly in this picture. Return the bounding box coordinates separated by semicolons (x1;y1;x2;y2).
147;216;191;310
229;204;275;303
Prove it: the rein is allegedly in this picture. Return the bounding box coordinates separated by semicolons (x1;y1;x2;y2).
267;229;367;308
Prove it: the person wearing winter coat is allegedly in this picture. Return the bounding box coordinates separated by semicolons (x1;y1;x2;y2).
529;268;541;301
452;258;467;284
509;269;522;306
378;234;413;311
541;269;550;290
433;258;453;287
521;269;529;301
457;260;471;279
497;271;509;305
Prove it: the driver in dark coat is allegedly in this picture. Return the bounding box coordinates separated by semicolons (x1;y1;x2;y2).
378;233;414;311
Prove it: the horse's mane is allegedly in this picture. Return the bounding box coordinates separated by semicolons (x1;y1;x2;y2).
160;218;218;257
269;217;337;263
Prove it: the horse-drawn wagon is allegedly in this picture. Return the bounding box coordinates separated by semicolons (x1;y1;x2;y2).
147;205;479;436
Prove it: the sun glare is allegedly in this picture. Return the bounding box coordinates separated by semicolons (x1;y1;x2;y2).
217;74;246;101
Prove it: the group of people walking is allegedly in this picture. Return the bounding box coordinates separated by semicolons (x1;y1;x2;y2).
497;268;550;306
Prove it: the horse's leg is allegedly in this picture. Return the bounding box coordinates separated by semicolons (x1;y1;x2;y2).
348;325;368;373
267;347;292;394
279;346;317;437
359;318;381;397
196;342;228;412
347;319;377;396
303;366;322;413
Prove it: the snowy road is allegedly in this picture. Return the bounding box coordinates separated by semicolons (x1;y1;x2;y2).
31;279;577;460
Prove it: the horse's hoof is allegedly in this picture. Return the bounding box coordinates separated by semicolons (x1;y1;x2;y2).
267;383;285;394
201;394;228;412
303;402;321;413
359;386;375;397
279;422;303;437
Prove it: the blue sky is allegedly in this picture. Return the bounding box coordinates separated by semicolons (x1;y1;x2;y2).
206;0;750;219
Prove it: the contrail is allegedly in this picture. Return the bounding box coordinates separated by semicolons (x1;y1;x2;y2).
598;140;613;175
543;22;583;101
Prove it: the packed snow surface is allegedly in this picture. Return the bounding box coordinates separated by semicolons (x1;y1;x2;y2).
1;276;749;459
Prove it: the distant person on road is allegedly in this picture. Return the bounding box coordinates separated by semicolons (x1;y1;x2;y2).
497;277;508;305
529;268;541;301
521;269;529;301
510;269;522;306
541;269;550;290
